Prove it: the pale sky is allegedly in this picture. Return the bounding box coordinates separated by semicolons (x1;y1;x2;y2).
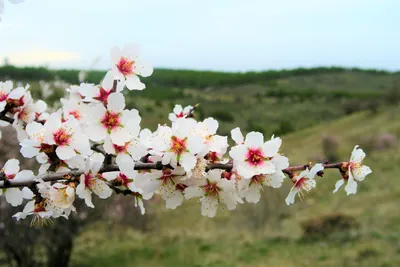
0;0;399;71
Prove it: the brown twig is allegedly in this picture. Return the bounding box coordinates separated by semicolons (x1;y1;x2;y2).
0;161;346;189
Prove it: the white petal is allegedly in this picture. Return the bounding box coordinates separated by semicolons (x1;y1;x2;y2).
5;188;24;207
245;132;264;147
184;186;204;199
352;165;372;181
173;105;183;114
285;187;298;205
200;196;218;218
186;135;205;154
243;185;262;203
22;187;34;199
15;170;34;180
110;128;131;145
107;92;125;112
345;175;358;195
262;137;282;157
220;192;237;210
86;123;107;142
229;145;247;161
231;127;244;144
180;152;197;172
125;75;145;90
20;142;40;158
237;162;256;179
350;145;366;163
102;171;119;181
306;163;324;179
267;171;285;188
56;145;76;160
92;179;113;199
257;161;276;175
101;70;115;89
103;135;115;154
135;60;153;77
165;191;184;209
90;153;105;174
271;155;289;170
122;43;141;58
4;159;20;175
116;153;135;173
333;179;345;193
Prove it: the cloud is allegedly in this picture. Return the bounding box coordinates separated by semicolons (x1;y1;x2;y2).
2;48;80;67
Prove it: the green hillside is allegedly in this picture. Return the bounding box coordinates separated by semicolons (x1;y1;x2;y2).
72;106;400;267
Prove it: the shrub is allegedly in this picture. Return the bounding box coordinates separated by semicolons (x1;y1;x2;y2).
210;110;234;123
375;133;397;151
274;119;295;136
322;135;340;162
301;213;360;241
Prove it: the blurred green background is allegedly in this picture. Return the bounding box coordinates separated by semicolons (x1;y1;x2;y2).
0;66;400;267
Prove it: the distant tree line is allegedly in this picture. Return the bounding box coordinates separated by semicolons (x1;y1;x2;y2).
0;65;397;89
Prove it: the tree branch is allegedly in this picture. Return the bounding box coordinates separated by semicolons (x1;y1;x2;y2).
0;112;14;124
0;161;345;189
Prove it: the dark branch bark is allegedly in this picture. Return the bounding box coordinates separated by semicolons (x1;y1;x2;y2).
0;161;346;189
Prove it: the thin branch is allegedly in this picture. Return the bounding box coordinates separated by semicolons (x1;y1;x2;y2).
0;113;14;124
0;161;345;189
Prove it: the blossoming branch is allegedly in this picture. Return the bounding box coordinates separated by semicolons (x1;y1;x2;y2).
0;42;372;223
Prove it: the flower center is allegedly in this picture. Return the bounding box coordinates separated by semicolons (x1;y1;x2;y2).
69;110;81;120
39;143;54;153
246;147;265;167
175;183;187;192
116;57;135;76
94;87;112;104
349;162;361;171
251;174;265;185
0;92;7;102
113;142;129;154
84;173;93;188
7;96;24;108
170;136;187;155
295;177;315;193
53;128;71;146
176;112;185;118
203;182;220;197
116;173;132;187
206;151;219;163
101;111;121;132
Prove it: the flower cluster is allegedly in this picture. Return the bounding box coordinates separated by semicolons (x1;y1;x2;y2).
0;43;372;223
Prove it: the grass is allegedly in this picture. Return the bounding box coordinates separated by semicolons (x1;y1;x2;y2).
2;67;400;266
70;105;400;267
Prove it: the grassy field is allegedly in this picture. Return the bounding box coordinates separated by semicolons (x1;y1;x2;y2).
1;67;400;266
71;106;400;267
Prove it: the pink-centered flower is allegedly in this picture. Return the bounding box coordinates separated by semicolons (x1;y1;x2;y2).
0;81;12;112
285;164;324;205
168;104;193;122
333;145;372;195
0;159;34;206
184;169;240;218
42;112;91;160
229;128;281;179
85;92;141;146
108;43;153;91
76;153;112;208
151;119;205;173
135;167;189;209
